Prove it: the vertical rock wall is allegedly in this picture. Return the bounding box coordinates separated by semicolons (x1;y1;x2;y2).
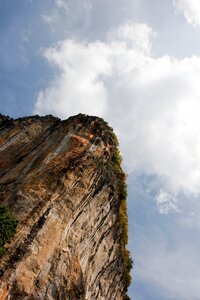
0;114;131;300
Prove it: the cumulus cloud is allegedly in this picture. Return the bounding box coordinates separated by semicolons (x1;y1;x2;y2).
108;22;154;55
173;0;200;26
34;21;200;198
34;40;109;117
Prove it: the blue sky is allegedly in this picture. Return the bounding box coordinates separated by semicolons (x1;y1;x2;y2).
2;1;200;299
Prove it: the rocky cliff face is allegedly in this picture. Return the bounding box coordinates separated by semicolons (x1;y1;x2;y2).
0;113;131;300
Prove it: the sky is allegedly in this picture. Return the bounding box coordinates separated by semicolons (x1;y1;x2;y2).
1;0;200;299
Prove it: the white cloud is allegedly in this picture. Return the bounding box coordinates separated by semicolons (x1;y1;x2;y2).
34;21;200;198
155;189;179;214
173;0;200;26
108;22;154;55
34;40;110;117
55;0;69;11
41;14;57;24
34;22;153;118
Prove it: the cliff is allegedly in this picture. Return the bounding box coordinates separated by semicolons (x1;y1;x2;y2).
0;113;132;300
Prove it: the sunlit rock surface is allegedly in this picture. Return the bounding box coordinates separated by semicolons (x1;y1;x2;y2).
0;114;131;300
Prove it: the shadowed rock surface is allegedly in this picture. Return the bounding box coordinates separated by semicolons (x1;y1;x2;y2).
0;113;131;300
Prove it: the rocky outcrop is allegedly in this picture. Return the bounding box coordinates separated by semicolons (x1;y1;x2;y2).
0;113;132;300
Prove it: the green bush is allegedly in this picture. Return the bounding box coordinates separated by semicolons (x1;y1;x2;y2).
0;205;17;255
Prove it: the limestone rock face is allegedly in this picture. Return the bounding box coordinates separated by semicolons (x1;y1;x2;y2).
0;114;130;300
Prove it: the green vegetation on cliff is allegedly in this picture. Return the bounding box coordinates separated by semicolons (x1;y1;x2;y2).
0;205;17;255
93;116;133;298
111;148;133;297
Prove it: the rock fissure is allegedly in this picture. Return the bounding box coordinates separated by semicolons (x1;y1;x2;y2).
0;206;52;278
